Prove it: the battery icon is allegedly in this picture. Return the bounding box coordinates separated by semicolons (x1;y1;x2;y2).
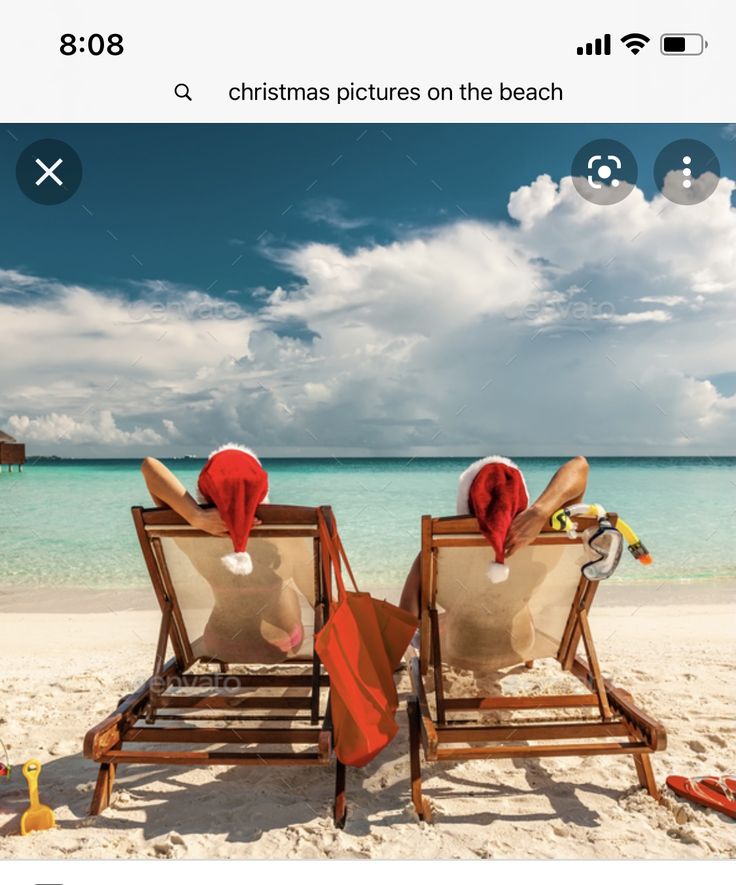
660;33;707;55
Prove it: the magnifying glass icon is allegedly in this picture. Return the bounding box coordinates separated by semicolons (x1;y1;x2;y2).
174;83;192;101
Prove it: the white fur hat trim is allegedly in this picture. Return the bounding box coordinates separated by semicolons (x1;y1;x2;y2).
207;443;262;463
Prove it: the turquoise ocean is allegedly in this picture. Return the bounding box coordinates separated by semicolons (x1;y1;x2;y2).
1;457;735;598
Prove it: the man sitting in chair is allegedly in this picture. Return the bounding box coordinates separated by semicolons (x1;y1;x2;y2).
399;455;589;617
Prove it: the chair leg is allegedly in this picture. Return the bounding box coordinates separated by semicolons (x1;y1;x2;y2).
334;760;347;828
634;753;660;801
524;660;534;669
89;762;117;815
408;697;432;822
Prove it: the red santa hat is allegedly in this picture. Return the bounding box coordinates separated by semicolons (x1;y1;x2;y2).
456;456;529;583
196;444;269;575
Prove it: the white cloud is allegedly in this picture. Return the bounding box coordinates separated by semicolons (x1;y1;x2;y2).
264;220;544;336
640;295;687;307
0;268;43;288
507;174;560;230
302;197;371;230
614;310;671;324
162;419;181;438
2;172;736;455
8;410;164;446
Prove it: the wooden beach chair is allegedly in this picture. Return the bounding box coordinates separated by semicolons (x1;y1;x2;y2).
84;504;349;826
407;513;666;821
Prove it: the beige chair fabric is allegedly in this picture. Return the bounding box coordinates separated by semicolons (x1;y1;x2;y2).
155;532;318;664
435;539;587;671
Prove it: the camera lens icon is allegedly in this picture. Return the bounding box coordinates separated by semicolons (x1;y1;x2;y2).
589;157;620;188
572;139;638;205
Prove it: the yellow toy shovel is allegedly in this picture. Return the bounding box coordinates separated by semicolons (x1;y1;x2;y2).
20;759;56;835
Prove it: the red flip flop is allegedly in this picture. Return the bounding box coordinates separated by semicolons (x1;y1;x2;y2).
667;775;736;820
700;776;736;804
0;738;10;780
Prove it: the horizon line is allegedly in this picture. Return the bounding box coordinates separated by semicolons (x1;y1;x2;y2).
15;453;736;462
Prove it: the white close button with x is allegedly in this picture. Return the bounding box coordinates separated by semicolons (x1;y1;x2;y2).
17;138;82;204
35;157;64;186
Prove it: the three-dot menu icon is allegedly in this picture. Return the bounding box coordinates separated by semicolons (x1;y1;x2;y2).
681;155;693;190
653;139;720;204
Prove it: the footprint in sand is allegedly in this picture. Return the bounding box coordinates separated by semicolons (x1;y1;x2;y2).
666;827;701;846
151;831;187;858
109;790;133;807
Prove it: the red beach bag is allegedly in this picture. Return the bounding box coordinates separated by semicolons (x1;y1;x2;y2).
314;512;417;767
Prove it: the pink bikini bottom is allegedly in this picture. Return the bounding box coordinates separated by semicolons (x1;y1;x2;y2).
203;621;305;662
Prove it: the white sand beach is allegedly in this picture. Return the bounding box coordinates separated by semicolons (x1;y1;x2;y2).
0;582;734;859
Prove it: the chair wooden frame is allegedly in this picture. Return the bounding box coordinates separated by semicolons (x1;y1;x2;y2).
408;513;666;822
84;503;349;826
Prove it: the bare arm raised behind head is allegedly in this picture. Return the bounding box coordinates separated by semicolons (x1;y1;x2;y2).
140;456;230;536
504;456;589;557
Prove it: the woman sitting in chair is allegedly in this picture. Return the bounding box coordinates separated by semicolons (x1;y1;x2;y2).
141;445;306;663
399;455;589;617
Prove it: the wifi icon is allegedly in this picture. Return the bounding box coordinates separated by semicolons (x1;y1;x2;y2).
621;33;650;54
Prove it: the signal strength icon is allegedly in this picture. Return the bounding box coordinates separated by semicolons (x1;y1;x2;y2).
621;33;650;54
576;34;611;55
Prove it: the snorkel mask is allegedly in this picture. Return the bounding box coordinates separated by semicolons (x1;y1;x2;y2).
549;503;652;581
581;518;623;580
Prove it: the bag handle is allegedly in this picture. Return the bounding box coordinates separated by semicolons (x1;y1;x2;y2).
317;509;349;604
317;508;362;604
335;531;360;594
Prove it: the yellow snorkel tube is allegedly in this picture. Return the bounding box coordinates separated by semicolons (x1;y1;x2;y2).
549;503;652;567
614;516;652;565
549;503;605;535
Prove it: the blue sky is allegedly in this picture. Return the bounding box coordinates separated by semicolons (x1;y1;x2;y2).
1;123;735;456
2;123;732;295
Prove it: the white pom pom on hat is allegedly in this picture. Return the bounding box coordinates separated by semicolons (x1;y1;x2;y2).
197;446;269;577
220;551;254;576
486;562;510;583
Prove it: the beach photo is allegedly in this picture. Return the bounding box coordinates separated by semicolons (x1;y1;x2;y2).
1;123;735;859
